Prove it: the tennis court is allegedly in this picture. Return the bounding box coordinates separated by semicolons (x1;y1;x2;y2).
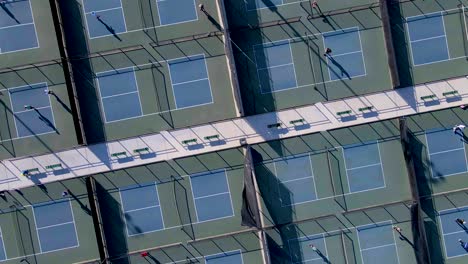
227;1;391;114
356;221;399;264
7;83;57;138
438;206;468;259
0;0;39;54
398;0;468;84
425;129;468;178
32;199;79;253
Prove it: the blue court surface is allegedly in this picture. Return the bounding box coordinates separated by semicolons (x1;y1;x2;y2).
323;27;366;81
288;233;328;264
357;221;399;264
204;250;243;264
119;183;164;236
190;170;234;223
0;0;38;53
272;155;317;206
0;228;6;261
406;12;449;66
82;0;126;38
343;141;385;193
254;40;298;93
245;0;282;11
438;207;468;258
168;54;213;109
96;67;143;123
156;0;197;26
8;83;56;138
426;129;467;178
32;199;79;253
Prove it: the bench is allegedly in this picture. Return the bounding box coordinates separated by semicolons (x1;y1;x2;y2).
267;123;282;129
45;163;62;170
358;106;373;112
181;138;197;145
442;90;458;97
336;110;352;116
204;135;220;140
22;168;39;176
420;94;437;100
289;119;305;125
110;151;127;158
133;147;149;154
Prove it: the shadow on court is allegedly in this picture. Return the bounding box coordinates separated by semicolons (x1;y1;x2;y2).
96;16;122;42
11;206;38;264
0;2;20;24
57;0;107;144
96;183;130;264
251;148;308;263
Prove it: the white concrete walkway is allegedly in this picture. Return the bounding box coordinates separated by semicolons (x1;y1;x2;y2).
0;76;467;191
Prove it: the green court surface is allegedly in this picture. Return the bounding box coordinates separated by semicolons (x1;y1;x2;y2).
251;119;413;226
265;205;417;264
0;178;100;264
83;37;237;141
227;3;392;114
0;63;80;160
390;0;468;86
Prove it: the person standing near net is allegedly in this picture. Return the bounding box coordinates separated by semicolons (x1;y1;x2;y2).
323;48;332;57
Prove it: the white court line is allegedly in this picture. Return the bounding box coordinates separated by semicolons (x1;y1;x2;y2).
204;249;244;264
84;6;122;14
172;77;209;86
410;34;447;43
430;147;465;156
329;50;363;58
360;243;396;251
0;227;6;260
257;62;294;71
194;191;230;200
0;22;34;30
124;204;160;213
346;162;382;171
36;221;74;230
100;90;138;99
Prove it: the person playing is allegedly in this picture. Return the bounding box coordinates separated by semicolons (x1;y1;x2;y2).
323;48;332;57
308;244;317;252
456;218;466;225
393;226;403;235
459;239;468;251
453;124;466;137
61;190;69;197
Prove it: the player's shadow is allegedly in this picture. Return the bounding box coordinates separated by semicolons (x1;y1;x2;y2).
313;248;331;264
397;233;415;248
97;17;122;42
50;93;72;114
200;9;222;32
0;3;20;24
327;55;351;80
33;108;59;134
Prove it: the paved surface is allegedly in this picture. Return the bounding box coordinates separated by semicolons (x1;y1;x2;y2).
0;75;467;191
